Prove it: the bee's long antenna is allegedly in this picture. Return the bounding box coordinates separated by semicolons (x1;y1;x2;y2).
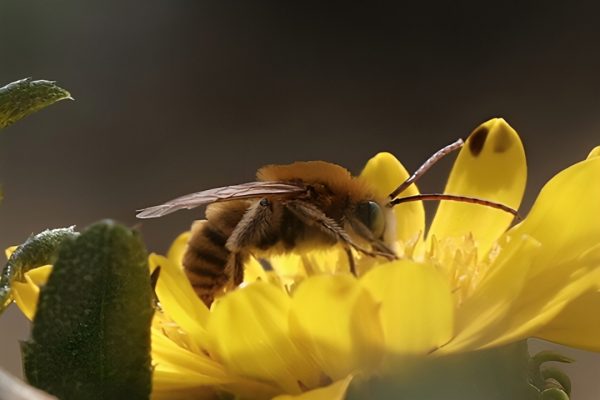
388;138;464;199
389;193;520;219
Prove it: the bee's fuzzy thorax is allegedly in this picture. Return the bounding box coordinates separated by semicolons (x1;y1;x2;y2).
257;161;374;202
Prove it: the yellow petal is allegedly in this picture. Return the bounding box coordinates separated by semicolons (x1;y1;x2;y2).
151;380;216;400
269;249;343;282
270;253;306;278
448;157;600;351
13;280;39;321
360;260;454;356
12;265;52;320
507;156;600;277
359;152;425;245
302;248;345;275
206;282;320;394
149;254;210;350
441;235;541;353
289;275;383;381
272;375;353;400
24;264;52;286
167;232;190;266
151;374;217;400
536;289;600;351
427;118;526;257
483;245;600;349
242;255;270;284
588;146;600;159
152;328;228;380
152;328;280;400
5;246;17;260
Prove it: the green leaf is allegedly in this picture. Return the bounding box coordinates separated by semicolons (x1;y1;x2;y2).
541;367;571;395
0;78;72;130
0;227;79;316
22;221;153;400
540;388;570;400
529;350;574;393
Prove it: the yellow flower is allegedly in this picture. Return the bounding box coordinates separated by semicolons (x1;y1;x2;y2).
13;119;600;399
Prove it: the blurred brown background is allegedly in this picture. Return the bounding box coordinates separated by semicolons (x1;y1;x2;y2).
0;1;599;398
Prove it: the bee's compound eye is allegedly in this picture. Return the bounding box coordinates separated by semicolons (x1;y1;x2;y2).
356;201;385;238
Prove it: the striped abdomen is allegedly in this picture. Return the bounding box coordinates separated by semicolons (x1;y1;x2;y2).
183;201;248;306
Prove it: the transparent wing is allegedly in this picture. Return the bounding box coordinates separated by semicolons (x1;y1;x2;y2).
136;181;307;219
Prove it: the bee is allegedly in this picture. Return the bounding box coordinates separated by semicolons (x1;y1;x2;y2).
137;139;517;306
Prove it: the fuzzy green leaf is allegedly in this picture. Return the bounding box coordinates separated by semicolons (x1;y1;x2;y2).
22;221;153;400
0;78;72;130
0;227;79;316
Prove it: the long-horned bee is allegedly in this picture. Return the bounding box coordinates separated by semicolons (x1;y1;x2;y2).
137;139;517;306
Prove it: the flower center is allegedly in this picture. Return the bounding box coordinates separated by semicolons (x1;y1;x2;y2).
402;233;499;306
244;232;500;309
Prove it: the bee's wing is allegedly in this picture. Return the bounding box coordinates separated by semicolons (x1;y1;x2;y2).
136;181;307;219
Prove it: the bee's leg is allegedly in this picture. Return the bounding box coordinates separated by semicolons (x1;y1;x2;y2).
227;199;277;252
225;199;278;286
346;216;397;259
285;200;389;260
222;253;241;292
345;247;356;275
229;252;245;287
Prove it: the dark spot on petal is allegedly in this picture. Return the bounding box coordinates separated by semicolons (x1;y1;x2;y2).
493;128;513;153
468;125;488;157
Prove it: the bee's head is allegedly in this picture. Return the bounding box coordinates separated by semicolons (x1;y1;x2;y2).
354;200;386;239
